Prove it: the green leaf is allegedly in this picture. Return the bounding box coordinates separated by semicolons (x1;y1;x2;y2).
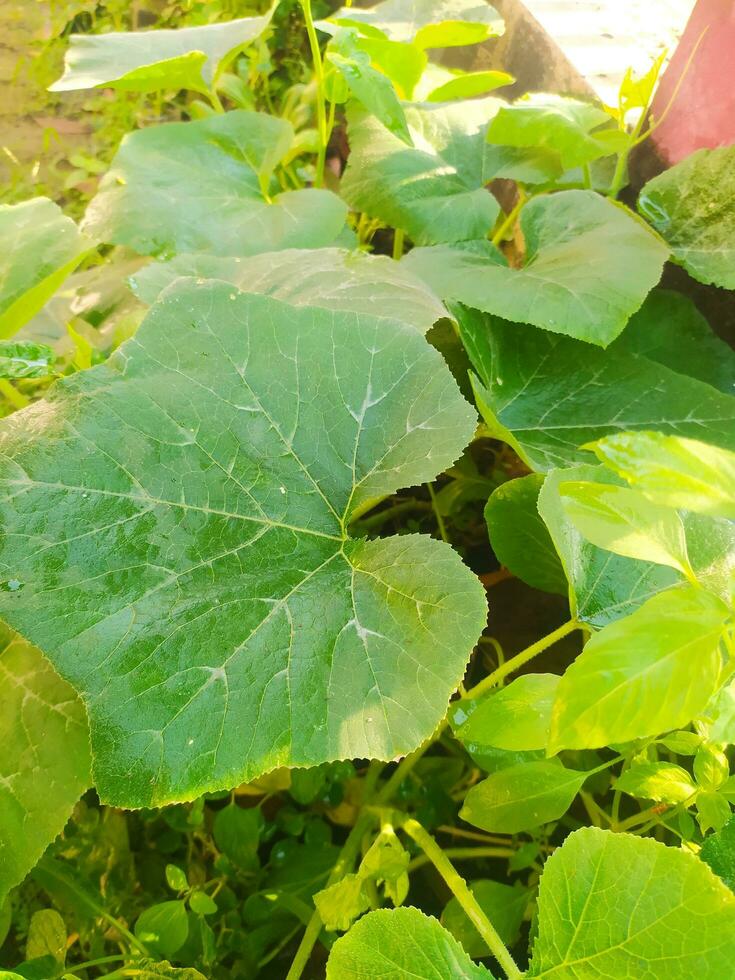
558;481;693;578
451;674;559;752
135;901;189;959
354;36;427;100
528;827;735;977
50;9;274;93
0;627;91;906
618;52;666;116
697;792;732;834
549;586;729;753
327;31;411;143
327;0;504;48
455;307;735;472
484;475;566;595
0;341;55;379
189;890;217;916
341;99;502;244
424;69;514;102
0;199;91;340
658;731;702;755
326;906;494;979
615;762;697;803
615;289;735;395
124;963;206;980
130;248;446;333
26;909;66;965
0;281;485;807
403;191;668;346
638;146;735;289
460;760;587;833
165;864;188;892
82;111;347;258
315;874;371;932
213;804;263;872
587;432;735;522
485;94;612;170
441;880;529;957
700;815;735;891
704;681;735;744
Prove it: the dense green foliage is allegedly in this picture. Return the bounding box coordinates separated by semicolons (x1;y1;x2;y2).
1;1;734;978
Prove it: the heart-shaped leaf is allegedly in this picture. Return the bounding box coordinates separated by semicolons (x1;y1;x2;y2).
50;8;275;93
341;100;502;245
82;111;347;258
0;280;485;806
528;828;735;977
638;146;735;289
0;627;91;906
404;191;668;345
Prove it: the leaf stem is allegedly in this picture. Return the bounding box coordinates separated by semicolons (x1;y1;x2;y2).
392;228;405;260
62;956;127;976
300;0;328;187
426;481;448;542
399;818;522;979
407;845;515;873
491;190;526;248
464;619;581;701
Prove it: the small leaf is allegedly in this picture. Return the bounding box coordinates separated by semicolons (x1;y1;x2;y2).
213;805;263;871
441;880;529;957
460;760;587;833
694;744;729;791
135;901;189;959
0;341;55;379
314;874;371;932
355;36;427;100
701;815;735;891
425;69;514;102
697;792;732;834
327;0;504;48
50;9;275;93
618;52;667;115
549;586;729;752
587;432;735;522
326;906;494;979
0;199;91;340
558;481;693;578
165;864;188;893
615;762;696;803
26;909;66;965
704;681;735;744
638;146;735;288
528;827;735;977
404;191;668;346
451;674;559;752
124;962;206;980
189;891;217;916
484;475;567;595
658;731;702;755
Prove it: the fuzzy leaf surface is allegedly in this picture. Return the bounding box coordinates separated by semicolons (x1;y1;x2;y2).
0;281;485;807
528;827;735;977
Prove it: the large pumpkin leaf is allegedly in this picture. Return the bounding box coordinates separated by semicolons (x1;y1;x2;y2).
50;8;275;94
341;100;502;245
129;248;446;332
82;111;347;258
0;626;91;906
404;191;668;346
455;307;735;472
528;828;735;978
548;586;729;753
0;280;485;807
638;146;735;289
326;907;494;979
327;0;503;48
0;199;91;340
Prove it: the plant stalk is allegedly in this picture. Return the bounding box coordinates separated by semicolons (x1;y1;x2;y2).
300;0;328;187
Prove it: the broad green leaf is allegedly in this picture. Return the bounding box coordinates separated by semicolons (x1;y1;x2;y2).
549;587;729;753
558;481;693;578
451;674;559;752
354;36;427;100
701;815;735;891
423;69;514;103
615;762;697;803
327;0;504;48
341;99;502;244
50;9;274;93
528;827;735;978
704;680;735;744
82;111;347;258
130;248;446;332
485;94;611;170
326;907;494;979
135;901;189;959
460;760;587;833
697;791;731;833
404;191;668;346
588;432;735;521
0;341;55;379
26;909;66;964
638;146;735;289
484;475;567;595
0;199;91;339
455;307;735;472
327;31;411;143
0;626;91;906
0;281;485;807
441;880;529;957
613;289;735;394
